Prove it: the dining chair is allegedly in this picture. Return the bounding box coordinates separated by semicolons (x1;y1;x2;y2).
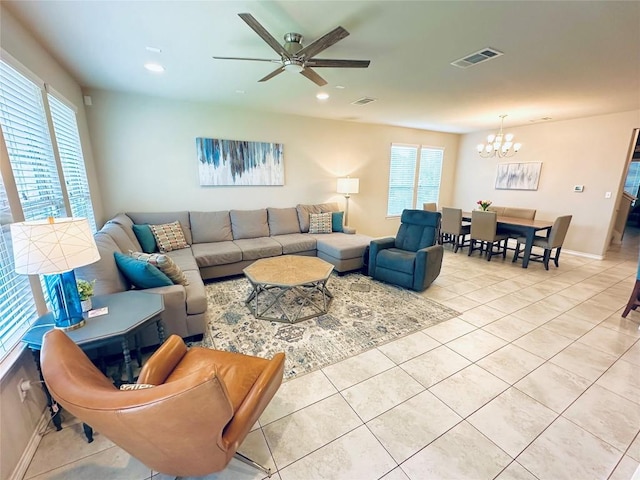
423;202;438;212
512;215;572;270
440;207;470;253
468;210;509;261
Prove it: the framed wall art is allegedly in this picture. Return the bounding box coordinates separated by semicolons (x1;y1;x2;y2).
495;162;542;190
196;137;284;186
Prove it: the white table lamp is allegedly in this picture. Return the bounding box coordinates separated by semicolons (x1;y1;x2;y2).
337;177;359;226
11;217;100;331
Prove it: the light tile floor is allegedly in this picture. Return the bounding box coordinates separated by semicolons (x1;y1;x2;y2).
23;231;640;480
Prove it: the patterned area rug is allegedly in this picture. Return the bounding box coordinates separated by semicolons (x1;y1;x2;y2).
203;272;459;379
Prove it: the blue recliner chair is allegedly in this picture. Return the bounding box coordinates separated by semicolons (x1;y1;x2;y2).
369;209;444;291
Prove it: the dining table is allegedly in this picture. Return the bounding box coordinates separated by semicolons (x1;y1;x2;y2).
462;212;554;268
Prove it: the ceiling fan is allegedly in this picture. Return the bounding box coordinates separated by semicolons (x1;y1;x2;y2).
213;13;370;86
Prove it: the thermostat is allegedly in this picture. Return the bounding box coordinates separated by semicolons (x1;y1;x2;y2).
573;185;584;192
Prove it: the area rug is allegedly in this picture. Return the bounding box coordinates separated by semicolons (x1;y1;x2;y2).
203;272;459;379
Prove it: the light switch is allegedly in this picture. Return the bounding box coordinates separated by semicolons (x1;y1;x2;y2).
605;192;612;199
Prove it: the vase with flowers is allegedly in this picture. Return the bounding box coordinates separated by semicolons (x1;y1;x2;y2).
477;200;492;211
77;279;95;312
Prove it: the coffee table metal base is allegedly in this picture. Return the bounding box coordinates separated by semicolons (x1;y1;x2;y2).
245;279;333;323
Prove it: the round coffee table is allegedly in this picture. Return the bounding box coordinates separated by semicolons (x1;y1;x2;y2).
243;255;334;323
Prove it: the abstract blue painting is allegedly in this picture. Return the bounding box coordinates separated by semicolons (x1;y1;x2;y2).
495;162;542;190
196;137;284;186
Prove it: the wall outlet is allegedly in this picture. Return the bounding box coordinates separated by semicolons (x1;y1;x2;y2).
605;191;612;199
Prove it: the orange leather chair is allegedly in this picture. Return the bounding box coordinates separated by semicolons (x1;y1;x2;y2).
41;330;285;478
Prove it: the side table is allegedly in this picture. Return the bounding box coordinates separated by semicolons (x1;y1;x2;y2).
22;291;165;442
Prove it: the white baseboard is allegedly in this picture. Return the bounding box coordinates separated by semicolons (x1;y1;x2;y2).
563;249;604;260
9;410;48;480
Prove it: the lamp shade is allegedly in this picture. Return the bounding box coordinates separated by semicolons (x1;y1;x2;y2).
337;177;360;195
11;217;100;274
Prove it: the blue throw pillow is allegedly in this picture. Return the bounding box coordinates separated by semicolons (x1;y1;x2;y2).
113;252;172;289
132;224;157;253
332;211;344;232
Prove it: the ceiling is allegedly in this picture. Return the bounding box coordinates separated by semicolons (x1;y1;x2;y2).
3;1;640;134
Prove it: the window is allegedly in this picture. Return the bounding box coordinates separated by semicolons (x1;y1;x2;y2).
0;172;38;358
49;94;96;231
0;57;95;360
387;144;444;216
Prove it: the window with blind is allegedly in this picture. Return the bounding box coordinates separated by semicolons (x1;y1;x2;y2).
48;94;96;231
0;60;66;221
0;58;94;360
387;144;444;216
0;172;38;358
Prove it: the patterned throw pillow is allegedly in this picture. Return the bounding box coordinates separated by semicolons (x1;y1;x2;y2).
149;221;189;253
309;212;332;234
128;251;189;286
120;383;155;391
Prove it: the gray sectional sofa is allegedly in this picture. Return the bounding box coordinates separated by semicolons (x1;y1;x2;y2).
76;203;372;348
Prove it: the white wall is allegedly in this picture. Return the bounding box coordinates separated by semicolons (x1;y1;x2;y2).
456;110;640;257
0;6;98;479
84;89;461;238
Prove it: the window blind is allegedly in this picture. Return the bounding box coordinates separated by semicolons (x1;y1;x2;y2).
0;172;38;358
48;94;96;231
416;147;444;206
387;144;418;216
0;60;66;221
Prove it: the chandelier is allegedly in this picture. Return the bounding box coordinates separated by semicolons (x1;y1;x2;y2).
477;115;522;158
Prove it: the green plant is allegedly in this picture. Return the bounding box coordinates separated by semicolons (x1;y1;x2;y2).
477;200;492;211
76;279;94;301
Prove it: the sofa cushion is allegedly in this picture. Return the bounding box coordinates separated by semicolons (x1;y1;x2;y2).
150;221;189;253
127;211;192;244
271;234;317;254
114;252;173;289
309;212;333;234
107;213;141;249
267;207;301;235
129;251;188;286
191;242;242;267
332;211;344;232
190;211;232;243
230;209;269;239
314;233;371;260
166;247;199;271
233;237;282;261
132;224;157;253
296;203;340;233
183;270;207;315
101;222;140;253
75;232;129;295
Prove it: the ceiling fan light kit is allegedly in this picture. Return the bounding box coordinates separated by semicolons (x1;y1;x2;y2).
213;13;370;86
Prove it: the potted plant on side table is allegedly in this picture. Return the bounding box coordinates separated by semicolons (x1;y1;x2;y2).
77;279;95;313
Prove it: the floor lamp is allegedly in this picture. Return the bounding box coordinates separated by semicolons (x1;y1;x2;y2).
11;217;100;331
337;177;359;226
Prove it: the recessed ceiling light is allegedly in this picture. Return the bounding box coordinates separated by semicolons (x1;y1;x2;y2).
335;85;345;89
145;46;162;53
144;63;165;73
316;92;330;100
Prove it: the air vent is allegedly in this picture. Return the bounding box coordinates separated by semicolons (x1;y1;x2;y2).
451;48;503;68
351;97;377;106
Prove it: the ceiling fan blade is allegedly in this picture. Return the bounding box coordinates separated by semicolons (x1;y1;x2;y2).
297;26;349;59
300;67;327;86
238;13;291;59
258;66;285;82
213;56;282;63
305;59;371;68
